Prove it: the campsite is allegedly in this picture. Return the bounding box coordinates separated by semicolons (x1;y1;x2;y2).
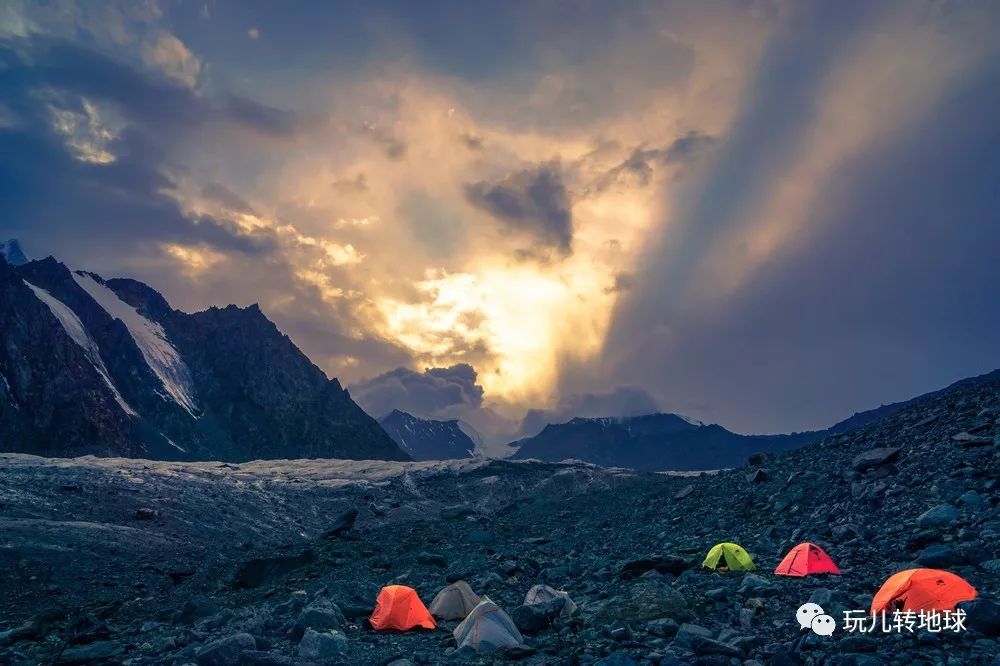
1;369;999;663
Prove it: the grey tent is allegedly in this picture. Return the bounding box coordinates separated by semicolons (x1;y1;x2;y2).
429;580;480;620
524;584;576;619
453;597;523;654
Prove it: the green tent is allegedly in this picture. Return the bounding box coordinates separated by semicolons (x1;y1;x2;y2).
703;542;755;571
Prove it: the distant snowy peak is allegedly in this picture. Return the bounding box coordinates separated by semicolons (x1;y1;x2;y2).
24;280;137;416
0;239;28;266
72;271;199;417
379;410;477;461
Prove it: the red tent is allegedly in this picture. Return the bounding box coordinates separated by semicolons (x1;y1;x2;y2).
774;542;841;577
871;569;977;615
369;585;436;631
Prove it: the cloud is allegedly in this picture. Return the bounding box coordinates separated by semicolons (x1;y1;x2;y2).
1;39;297;137
141;30;201;88
360;122;407;160
518;386;663;437
603;271;635;294
349;364;485;419
598;2;1000;432
464;162;573;254
201;182;256;215
459;131;484;150
588;131;717;192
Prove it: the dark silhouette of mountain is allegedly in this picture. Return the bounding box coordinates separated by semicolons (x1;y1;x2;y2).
510;371;1000;471
379;409;478;461
0;248;407;462
509;413;821;471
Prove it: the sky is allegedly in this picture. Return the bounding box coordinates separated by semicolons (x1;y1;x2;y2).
2;1;999;445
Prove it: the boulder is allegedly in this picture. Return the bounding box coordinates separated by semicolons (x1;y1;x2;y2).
852;447;901;471
323;508;359;538
231;549;315;589
195;633;257;666
738;574;777;597
620;556;689;579
672;623;714;649
595;577;691;624
290;602;346;639
298;628;348;660
510;597;565;635
674;485;695;500
959;599;1000;637
917;505;959;529
596;651;640;665
56;641;125;664
915;544;966;567
177;596;219;625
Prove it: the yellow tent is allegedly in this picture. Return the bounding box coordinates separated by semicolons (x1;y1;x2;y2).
703;542;755;571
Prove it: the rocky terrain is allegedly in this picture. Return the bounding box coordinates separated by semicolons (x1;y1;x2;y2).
0;249;405;463
1;369;999;664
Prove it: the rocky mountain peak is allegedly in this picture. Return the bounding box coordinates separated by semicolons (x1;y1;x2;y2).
0;239;28;266
0;252;407;463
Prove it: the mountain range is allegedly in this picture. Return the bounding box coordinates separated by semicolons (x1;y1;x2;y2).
0;244;406;462
507;374;989;471
3;240;994;471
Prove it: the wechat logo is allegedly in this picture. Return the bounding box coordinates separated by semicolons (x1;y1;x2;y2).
797;602;836;636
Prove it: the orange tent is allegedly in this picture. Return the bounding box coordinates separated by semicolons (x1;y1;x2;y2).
774;542;841;577
870;569;977;615
369;585;436;631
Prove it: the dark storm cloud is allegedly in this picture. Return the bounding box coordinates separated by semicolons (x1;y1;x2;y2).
349;364;485;419
0;37;290;262
600;5;1000;433
0;39;297;136
464;163;573;254
518;386;662;437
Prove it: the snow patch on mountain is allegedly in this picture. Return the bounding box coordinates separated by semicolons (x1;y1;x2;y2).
24;281;137;416
72;271;198;416
1;372;17;409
